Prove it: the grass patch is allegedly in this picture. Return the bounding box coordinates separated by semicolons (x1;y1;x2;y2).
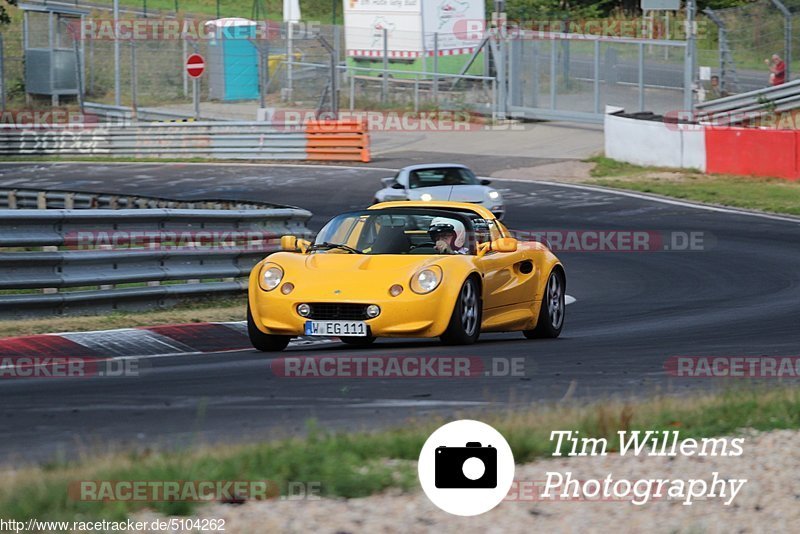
0;296;246;337
2;387;800;522
586;156;800;216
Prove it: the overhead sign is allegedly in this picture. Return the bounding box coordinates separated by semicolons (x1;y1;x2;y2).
641;0;681;10
185;54;205;78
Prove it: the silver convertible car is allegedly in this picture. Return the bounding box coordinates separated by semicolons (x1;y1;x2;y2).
373;164;505;220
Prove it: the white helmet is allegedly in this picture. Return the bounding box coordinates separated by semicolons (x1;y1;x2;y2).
428;217;466;248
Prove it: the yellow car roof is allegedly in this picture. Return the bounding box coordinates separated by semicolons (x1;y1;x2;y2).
369;200;496;220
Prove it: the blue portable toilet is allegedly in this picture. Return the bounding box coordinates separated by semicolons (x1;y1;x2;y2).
205;18;259;101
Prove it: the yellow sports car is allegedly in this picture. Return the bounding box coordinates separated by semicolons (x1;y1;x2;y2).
247;201;565;351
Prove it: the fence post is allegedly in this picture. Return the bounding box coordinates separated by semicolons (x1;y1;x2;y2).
770;0;791;81
349;73;355;110
182;36;188;97
638;41;645;111
0;33;4;112
550;39;557;109
433;32;439;105
683;0;696;113
130;39;137;118
114;0;121;106
593;39;600;114
382;28;388;104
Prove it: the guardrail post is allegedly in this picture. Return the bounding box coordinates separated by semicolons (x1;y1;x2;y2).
638;42;645;112
7;190;16;209
37;192;47;210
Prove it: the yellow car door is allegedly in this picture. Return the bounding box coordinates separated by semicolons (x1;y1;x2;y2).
476;220;540;310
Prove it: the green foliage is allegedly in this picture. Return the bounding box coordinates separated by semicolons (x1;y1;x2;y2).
1;0;18;25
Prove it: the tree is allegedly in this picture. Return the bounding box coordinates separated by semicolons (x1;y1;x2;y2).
1;0;18;26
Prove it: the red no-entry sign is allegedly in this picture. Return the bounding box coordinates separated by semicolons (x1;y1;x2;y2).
185;54;205;78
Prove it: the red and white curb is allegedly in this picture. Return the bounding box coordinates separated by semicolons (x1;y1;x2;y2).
0;322;335;361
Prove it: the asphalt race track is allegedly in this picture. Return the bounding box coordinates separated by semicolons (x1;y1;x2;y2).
1;162;799;463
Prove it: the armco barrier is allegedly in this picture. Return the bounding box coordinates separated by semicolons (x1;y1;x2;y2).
605;111;800;180
0;207;313;318
0;120;370;162
604;113;706;171
705;128;800;180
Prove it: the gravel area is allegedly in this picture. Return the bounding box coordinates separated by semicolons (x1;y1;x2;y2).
132;429;800;533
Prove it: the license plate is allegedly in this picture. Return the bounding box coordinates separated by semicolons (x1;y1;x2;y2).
304;320;368;337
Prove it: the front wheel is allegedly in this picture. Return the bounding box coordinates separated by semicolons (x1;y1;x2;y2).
440;277;482;345
524;269;565;339
247;306;291;352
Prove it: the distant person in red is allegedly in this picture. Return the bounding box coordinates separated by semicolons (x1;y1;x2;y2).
766;54;786;86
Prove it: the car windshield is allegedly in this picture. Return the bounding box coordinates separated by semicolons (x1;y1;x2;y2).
312;209;476;255
407;168;479;189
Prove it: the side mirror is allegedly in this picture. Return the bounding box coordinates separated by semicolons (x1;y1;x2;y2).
391;182;405;190
280;235;310;253
281;235;298;251
480;178;492;185
492;237;518;253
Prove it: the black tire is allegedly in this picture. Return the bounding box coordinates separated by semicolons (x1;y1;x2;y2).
247;306;291;352
340;336;376;347
440;277;482;345
524;269;565;339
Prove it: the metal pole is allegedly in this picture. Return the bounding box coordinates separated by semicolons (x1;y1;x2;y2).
593;39;600;114
114;0;121;106
130;40;137;117
349;73;355;110
182;37;188;97
193;77;199;119
287;22;294;102
550;39;557;109
382;28;388;104
638;42;645;111
88;33;94;95
73;27;84;113
433;32;439;104
770;0;791;81
683;0;695;112
0;33;5;112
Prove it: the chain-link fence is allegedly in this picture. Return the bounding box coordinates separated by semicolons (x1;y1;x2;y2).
508;33;687;122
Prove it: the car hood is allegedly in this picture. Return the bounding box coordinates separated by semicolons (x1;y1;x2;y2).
271;252;447;275
266;252;458;297
408;185;488;203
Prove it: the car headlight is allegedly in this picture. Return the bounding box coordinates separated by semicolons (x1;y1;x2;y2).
488;190;500;200
410;266;443;294
420;193;433;201
259;264;283;291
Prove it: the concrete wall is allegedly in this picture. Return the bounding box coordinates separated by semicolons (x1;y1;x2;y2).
604;113;706;171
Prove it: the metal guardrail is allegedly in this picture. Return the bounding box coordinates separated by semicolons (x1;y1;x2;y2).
0;120;370;161
695;79;800;124
0;207;313;317
0;121;309;160
0;187;282;211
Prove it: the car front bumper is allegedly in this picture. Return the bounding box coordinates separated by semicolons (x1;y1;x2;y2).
249;288;457;339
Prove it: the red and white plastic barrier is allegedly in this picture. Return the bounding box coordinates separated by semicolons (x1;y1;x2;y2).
604;111;800;181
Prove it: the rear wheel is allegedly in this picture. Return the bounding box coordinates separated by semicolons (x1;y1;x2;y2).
524;270;565;339
247;306;291;352
340;336;376;347
440;277;482;345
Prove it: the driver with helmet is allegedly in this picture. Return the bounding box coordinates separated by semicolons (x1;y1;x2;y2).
428;217;469;255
